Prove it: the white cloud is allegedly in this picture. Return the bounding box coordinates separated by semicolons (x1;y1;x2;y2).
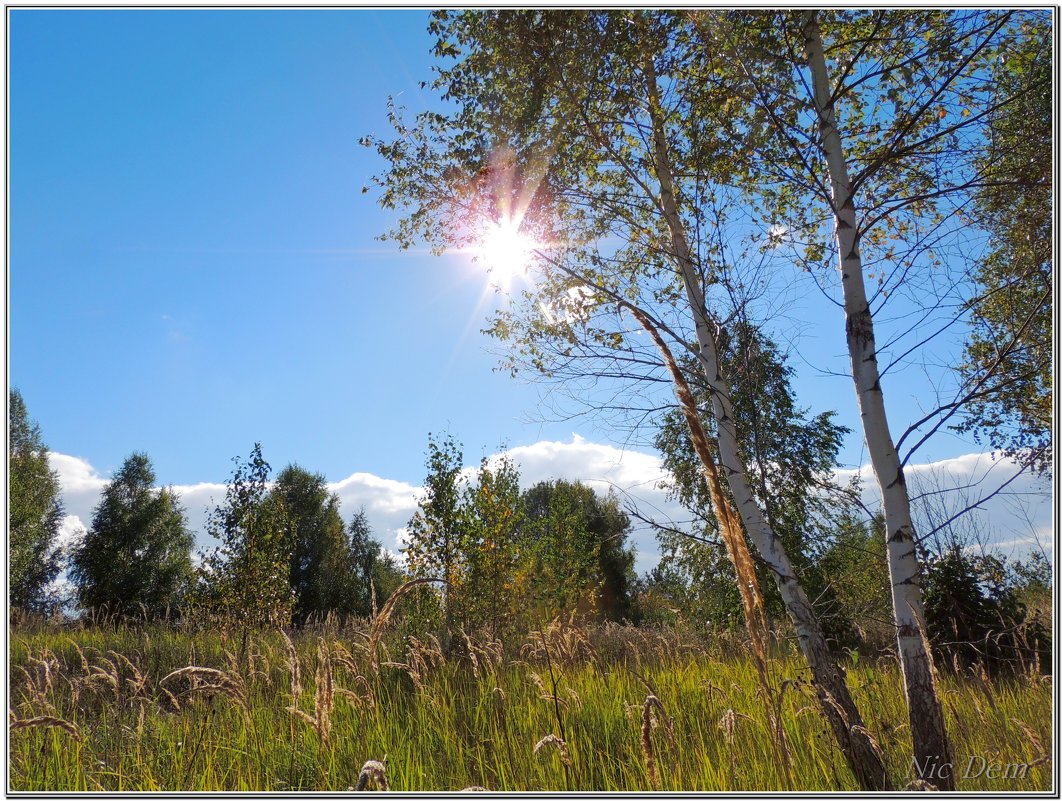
47;452;108;525
56;515;87;553
326;473;421;553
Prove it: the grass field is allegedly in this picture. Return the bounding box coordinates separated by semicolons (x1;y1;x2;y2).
8;619;1053;792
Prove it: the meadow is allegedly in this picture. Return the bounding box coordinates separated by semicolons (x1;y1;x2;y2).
8;616;1052;792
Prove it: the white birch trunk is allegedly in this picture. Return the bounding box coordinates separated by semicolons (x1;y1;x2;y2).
644;56;889;791
801;10;953;788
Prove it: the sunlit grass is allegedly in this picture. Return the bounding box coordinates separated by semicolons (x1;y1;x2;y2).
8;622;1052;791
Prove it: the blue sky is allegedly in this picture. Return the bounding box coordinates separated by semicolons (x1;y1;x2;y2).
8;10;1051;569
10;9;575;485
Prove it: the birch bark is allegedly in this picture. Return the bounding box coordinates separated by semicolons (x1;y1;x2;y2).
801;10;953;788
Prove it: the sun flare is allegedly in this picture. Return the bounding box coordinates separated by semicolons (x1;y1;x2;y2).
479;217;538;289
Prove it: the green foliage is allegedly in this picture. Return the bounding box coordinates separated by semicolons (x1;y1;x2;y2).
922;547;1051;675
815;512;893;650
521;480;637;624
957;15;1052;473
404;434;469;640
404;435;637;636
8;389;64;612
271;465;355;623
199;444;293;629
463;454;525;638
69;452;194;618
652;325;855;643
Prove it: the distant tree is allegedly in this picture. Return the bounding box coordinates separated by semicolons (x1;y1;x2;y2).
1011;550;1052;622
8;389;64;613
347;509;404;617
815;512;893;651
922;545;1050;675
522;480;637;624
70;452;194;618
271;465;350;624
200;444;293;630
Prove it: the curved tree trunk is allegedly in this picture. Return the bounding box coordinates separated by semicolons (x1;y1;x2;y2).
643;55;891;791
629;305;794;787
801;10;953;789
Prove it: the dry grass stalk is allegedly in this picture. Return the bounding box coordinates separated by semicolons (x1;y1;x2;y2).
850;725;886;766
10;714;82;742
110;650;148;698
285;640;335;743
905;777;939;791
641;695;664;790
462;630;481;678
367;578;441;673
159;666;246;708
68;640;91;676
354;758;389;791
631;307;789;781
719;708;738;745
314;640;334;744
332;641;360;675
534;733;573;767
282;630;302;704
1011;717;1044;755
529;672;567;710
160;685;181;713
971;661;998;710
426;633;446;662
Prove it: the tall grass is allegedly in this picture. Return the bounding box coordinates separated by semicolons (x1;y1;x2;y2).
8;620;1052;791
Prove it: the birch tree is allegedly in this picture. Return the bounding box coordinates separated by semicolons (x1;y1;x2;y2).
365;11;888;788
798;15;953;778
707;9;1047;786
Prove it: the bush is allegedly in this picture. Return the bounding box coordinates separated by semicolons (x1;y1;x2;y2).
922;546;1050;676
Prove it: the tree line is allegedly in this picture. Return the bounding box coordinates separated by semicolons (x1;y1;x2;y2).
10;387;1046;661
7;391;640;638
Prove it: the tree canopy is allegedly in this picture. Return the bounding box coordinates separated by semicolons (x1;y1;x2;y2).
70;452;194;618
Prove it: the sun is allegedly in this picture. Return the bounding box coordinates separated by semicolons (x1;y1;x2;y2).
479;217;538;289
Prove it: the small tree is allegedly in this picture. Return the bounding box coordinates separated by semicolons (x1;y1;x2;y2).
404;434;469;649
9;389;64;613
521;480;637;624
200;444;293;630
654;324;856;643
70;452;194;618
815;512;894;652
922;546;1051;675
464;454;524;637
